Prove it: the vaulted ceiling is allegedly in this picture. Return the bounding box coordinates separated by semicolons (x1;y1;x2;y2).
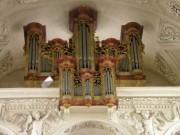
0;0;180;87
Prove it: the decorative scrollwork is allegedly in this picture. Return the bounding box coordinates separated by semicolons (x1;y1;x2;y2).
158;20;180;42
167;2;180;17
93;72;101;87
41;43;52;57
0;20;9;45
117;41;127;55
63;45;74;56
155;53;177;82
0;50;13;75
74;73;82;87
95;45;106;57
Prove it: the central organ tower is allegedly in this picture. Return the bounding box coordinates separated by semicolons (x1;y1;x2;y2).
23;6;146;108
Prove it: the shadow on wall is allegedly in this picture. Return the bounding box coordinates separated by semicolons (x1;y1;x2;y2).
144;69;173;86
0;68;24;88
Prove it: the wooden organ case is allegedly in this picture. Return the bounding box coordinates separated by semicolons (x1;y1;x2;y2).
23;6;146;108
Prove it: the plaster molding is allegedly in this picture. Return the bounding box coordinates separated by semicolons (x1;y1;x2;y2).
116;87;180;97
117;96;180;135
154;53;177;82
0;50;13;79
64;120;119;135
17;0;40;4
0;20;9;45
135;0;149;5
158;19;180;42
167;1;180;17
0;88;180;135
0;88;59;98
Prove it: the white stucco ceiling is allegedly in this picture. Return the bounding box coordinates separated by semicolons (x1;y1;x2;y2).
0;0;180;86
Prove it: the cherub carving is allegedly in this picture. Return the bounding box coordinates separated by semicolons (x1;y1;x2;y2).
0;99;6;121
141;111;156;135
24;111;51;135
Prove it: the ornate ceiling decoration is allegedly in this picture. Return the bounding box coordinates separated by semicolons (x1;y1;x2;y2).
0;20;9;46
167;1;180;17
0;50;13;79
155;52;177;83
158;19;180;42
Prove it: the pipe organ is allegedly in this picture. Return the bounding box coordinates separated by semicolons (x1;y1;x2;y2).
23;6;146;108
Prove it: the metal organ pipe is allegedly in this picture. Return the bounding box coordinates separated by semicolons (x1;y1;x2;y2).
85;79;90;95
135;38;141;69
130;39;135;70
82;23;87;68
79;24;83;69
133;37;138;69
29;38;32;70
107;69;111;93
32;37;35;70
79;23;90;69
86;26;91;68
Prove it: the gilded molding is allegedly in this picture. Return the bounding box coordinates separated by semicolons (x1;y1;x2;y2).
158;20;180;42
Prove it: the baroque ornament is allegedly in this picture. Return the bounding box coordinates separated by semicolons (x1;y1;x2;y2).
64;121;119;135
154;53;177;82
158;20;180;42
0;50;13;76
0;20;9;45
167;1;180;17
118;97;180;135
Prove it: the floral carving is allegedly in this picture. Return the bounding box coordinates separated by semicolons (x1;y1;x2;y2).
155;53;177;82
158;20;180;42
167;2;180;17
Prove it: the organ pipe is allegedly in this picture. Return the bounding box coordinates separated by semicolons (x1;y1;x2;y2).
79;23;91;69
130;35;140;70
29;35;39;70
85;79;90;95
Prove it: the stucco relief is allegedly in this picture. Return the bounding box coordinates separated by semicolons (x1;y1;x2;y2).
0;20;9;45
154;53;177;82
158;20;180;42
64;121;120;135
167;1;180;17
118;97;180;135
0;50;13;77
0;98;62;135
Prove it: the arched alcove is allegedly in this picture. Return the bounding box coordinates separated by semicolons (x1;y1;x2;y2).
163;121;180;135
47;120;132;135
